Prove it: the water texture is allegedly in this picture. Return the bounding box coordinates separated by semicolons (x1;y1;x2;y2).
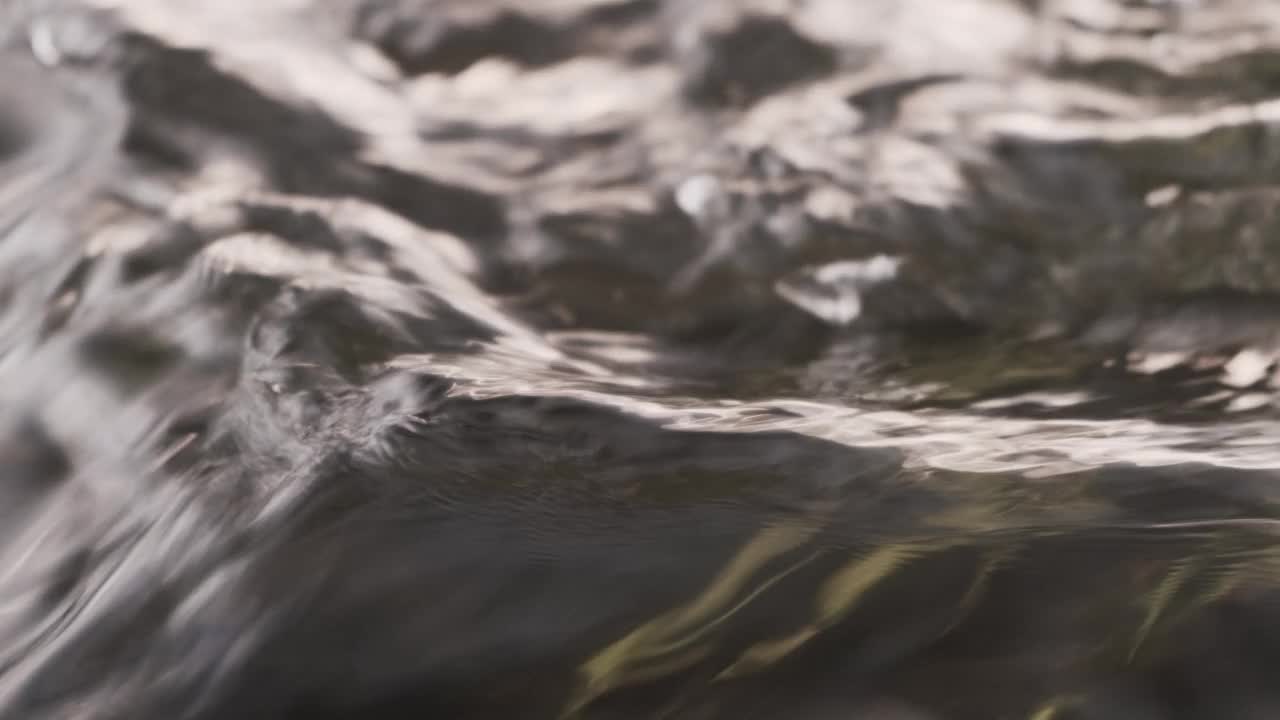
2;0;1280;718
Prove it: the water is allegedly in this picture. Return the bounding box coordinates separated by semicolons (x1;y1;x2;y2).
1;1;1280;718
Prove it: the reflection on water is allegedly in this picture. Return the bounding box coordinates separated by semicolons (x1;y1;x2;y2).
1;0;1280;718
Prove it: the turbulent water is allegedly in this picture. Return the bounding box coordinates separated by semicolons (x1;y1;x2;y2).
3;0;1280;718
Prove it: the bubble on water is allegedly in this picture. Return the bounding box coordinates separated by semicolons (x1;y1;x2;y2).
674;174;722;219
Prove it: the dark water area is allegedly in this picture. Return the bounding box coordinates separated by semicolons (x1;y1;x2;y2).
2;1;1280;718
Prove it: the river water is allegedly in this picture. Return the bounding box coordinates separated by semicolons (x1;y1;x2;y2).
1;1;1280;718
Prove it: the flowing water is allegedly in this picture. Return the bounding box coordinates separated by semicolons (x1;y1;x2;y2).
2;1;1280;718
